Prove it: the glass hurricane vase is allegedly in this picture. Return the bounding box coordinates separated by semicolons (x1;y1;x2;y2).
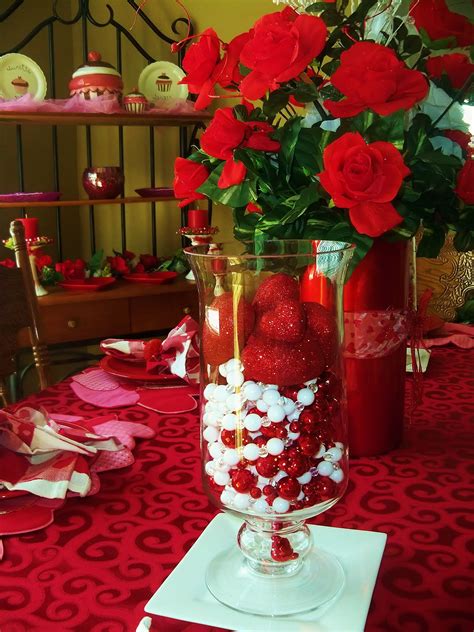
186;240;354;616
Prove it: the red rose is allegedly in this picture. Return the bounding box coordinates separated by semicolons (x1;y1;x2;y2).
455;159;474;205
140;254;159;270
173;158;209;208
410;0;474;48
324;42;428;118
444;130;472;155
246;202;263;214
201;107;280;188
123;250;136;261
0;258;16;268
217;32;251;88
55;259;86;280
239;7;327;100
133;263;145;273
319;132;410;237
107;255;129;276
35;254;52;271
180;28;221;110
426;54;474;90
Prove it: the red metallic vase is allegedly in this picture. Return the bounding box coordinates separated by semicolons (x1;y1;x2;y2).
343;239;410;456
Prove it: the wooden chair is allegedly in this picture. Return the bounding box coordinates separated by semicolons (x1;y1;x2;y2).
0;220;51;405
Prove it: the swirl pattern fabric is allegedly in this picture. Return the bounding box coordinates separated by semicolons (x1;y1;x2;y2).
0;347;472;632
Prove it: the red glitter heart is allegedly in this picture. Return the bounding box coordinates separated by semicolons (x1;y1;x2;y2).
304;302;338;367
258;299;306;343
202;292;255;366
253;273;299;313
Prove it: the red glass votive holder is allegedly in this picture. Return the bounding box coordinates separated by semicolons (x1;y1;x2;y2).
187;209;209;229
16;217;39;240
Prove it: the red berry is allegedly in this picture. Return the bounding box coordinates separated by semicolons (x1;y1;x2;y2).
255;456;279;478
277;476;301;500
232;469;255;493
250;486;262;499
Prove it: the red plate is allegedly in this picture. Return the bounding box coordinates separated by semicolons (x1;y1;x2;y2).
123;271;178;284
59;277;116;291
100;356;185;383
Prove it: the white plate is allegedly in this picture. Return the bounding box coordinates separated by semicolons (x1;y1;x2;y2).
145;513;387;632
138;60;188;108
0;53;47;101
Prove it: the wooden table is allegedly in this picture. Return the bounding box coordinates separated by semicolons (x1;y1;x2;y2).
19;279;199;347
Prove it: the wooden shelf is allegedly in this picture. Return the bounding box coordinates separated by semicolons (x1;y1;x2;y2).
0;110;211;127
0;195;177;208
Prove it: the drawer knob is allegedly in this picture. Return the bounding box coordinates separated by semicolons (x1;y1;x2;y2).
67;320;77;328
183;306;191;315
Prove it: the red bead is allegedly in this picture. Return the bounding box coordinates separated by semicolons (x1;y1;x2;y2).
293;500;304;510
289;422;301;433
303;478;336;506
298;434;320;456
237;459;249;469
232;469;255;493
274;425;288;439
208;478;225;493
255;436;267;447
263;484;275;496
260;424;277;438
255;456;279;478
282;387;299;401
299;410;320;426
286;454;310;478
221;429;249;448
277;476;301;500
250;486;262;499
248;407;264;417
271;535;298;562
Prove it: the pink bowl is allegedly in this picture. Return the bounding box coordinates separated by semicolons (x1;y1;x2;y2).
82;167;124;200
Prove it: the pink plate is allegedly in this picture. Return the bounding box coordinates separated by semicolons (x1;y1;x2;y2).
123;271;178;284
0;192;61;203
100;356;185;384
59;277;116;291
135;187;174;198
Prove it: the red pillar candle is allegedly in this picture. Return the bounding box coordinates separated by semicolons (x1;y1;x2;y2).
17;217;39;240
187;209;209;229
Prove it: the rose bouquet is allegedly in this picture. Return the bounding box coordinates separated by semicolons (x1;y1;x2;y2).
173;0;473;269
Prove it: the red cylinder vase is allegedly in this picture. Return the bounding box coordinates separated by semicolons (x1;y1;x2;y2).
343;239;409;457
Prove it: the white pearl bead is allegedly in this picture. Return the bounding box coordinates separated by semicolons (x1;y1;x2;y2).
218;363;228;377
243;382;262;401
214;470;230;486
287;410;301;422
233;493;250;510
262;389;280;405
267;404;285;423
273;470;287;483
208;442;223;459
266;438;285;456
272;497;290;513
325;447;343;462
297;471;312;484
243;443;260;461
226;393;244;412
317;461;334;477
223;448;240;466
243;413;262;432
203;383;217;400
330;468;345;483
266;384;278;390
220;489;235;505
203;411;220;427
205;460;215;476
316;444;326;459
253;498;269;514
226;370;244;388
203;426;219;443
335;442;344;450
297;388;315;406
288;432;300;441
283;399;296;415
226;358;242;372
213;385;229;402
256;400;269;413
222;413;237;431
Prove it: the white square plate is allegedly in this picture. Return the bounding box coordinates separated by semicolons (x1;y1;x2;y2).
145;514;387;632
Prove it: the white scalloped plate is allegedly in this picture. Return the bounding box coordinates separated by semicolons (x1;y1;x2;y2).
145;513;387;631
138;60;188;108
0;53;47;101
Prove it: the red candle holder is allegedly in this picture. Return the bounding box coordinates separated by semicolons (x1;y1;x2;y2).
187;209;209;229
16;217;39;240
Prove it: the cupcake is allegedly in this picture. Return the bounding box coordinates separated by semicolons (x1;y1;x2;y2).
123;88;148;114
155;73;172;93
11;76;29;96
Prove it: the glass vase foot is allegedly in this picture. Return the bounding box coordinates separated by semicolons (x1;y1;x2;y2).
205;544;345;616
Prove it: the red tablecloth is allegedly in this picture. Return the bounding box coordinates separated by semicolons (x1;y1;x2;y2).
0;347;473;632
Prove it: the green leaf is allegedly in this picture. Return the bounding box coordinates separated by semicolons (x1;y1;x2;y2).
366;111;405;148
88;249;104;272
263;91;289;118
417;225;447;258
420;151;462;167
445;0;473;21
280;183;322;225
276;117;303;179
305;2;332;13
294;126;325;174
321;8;341;26
453;229;474;252
198;163;257;207
403;34;423;54
292;82;319;103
